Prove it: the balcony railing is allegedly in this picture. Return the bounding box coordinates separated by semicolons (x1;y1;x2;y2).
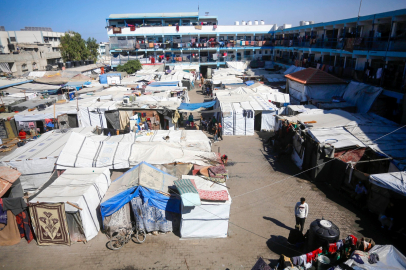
272;37;406;52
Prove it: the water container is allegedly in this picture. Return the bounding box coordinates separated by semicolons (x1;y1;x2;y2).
300;21;305;26
66;62;72;68
248;21;252;25
80;60;84;66
309;21;315;25
242;21;246;25
317;255;331;270
260;20;265;25
254;20;259;25
58;62;64;69
308;219;340;251
235;21;240;26
304;21;310;25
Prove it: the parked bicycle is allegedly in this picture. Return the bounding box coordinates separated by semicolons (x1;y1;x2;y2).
107;222;146;250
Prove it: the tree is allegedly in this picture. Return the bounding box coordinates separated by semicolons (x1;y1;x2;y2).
117;60;142;74
60;31;99;62
86;37;99;63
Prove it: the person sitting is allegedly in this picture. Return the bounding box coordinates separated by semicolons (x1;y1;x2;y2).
221;154;228;165
352;182;368;201
18;129;27;140
201;118;207;131
188;113;194;128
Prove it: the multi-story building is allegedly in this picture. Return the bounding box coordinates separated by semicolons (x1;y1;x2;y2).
0;27;66;75
106;10;406;91
98;42;110;65
106;12;276;70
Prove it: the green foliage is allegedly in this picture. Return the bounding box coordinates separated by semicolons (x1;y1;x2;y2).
86;37;99;63
60;31;99;62
116;60;142;74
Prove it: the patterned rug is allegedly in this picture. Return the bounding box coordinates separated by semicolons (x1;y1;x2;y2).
29;203;70;246
174;179;201;206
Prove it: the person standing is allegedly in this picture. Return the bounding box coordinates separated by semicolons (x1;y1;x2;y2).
188;113;194;128
217;122;223;141
294;197;308;233
213;123;218;143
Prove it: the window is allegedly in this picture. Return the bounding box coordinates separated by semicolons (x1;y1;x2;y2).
10;37;16;42
244;51;250;56
264;50;268;54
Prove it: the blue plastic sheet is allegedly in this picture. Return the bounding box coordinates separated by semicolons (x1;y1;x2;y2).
100;186;181;221
99;73;122;84
245;81;255;86
178;100;216;111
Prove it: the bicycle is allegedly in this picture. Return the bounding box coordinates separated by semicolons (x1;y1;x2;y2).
107;222;146;250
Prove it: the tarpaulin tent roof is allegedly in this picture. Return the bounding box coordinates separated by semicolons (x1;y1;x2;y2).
1;127;95;191
178;100;216;111
285;68;347;85
283;65;306;75
100;162;179;219
30;167;111;241
56;132;217;170
0;166;21;197
345;245;406;270
308;127;366;149
369;172;406;196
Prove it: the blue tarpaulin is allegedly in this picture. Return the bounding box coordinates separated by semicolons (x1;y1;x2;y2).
178;100;216;111
100;186;181;221
148;81;179;87
245;81;255;86
99;73;122;84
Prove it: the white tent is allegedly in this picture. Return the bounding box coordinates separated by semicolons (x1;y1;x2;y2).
30;167;111;241
221;102;234;136
180;175;231;239
56;132;217;169
240;102;255;136
1;127;95;191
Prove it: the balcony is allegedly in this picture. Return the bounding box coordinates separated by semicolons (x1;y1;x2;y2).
272;37;406;52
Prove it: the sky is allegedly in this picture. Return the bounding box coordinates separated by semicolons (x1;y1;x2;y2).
1;0;405;43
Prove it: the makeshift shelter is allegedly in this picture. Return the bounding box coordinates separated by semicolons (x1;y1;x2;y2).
100;162;180;234
0;166;22;197
99;73;121;85
56;131;216;169
1;127;95;191
285;68;347;105
30;167;111;242
344;245;406;270
179;175;231;239
0;113;18;140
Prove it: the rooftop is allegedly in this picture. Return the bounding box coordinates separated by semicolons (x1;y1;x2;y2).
285;68;347;85
109;12;200;20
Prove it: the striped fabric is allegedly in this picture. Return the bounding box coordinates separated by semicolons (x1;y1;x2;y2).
174;179;201;207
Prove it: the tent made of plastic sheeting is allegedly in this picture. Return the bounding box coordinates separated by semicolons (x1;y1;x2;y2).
226;61;248;71
369;172;406;196
180;175;231;239
134;130;211;152
178;100;216;111
211;75;243;85
239;102;255;135
56;132;218;170
161;71;194;82
287;79;347;104
13;102;78;122
0;127;95;191
342;81;383;113
263;74;287;83
78;99;119;129
283;65;306;75
308;127;366;149
284;105;320;116
30;167;111;241
221;103;234;136
100;162;180;220
344;245;406;270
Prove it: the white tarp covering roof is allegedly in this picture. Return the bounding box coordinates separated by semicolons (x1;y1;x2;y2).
345;245;406;270
56;131;217;169
342;81;383;113
308;127;366;149
180;175;231;239
0;127;95;191
263;74;286;83
14;102;78;122
30;167;111;241
226;61;248;71
284;65;306;75
369;172;406;196
160;71;194;81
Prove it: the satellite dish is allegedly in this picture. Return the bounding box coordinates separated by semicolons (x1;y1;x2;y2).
205;12;209;16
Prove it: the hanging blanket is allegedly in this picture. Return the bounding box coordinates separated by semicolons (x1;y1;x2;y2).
130;197;174;233
208;166;228;178
0;210;20;246
198;189;229;201
0;199;7;225
16;210;34;243
29;203;71;246
103;203;132;238
174;179;201;206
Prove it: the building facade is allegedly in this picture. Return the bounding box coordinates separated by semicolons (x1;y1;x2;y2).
106;10;406;90
0;27;66;75
98;42;111;65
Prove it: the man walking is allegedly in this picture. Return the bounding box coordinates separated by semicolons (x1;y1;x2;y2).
294;197;308;233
